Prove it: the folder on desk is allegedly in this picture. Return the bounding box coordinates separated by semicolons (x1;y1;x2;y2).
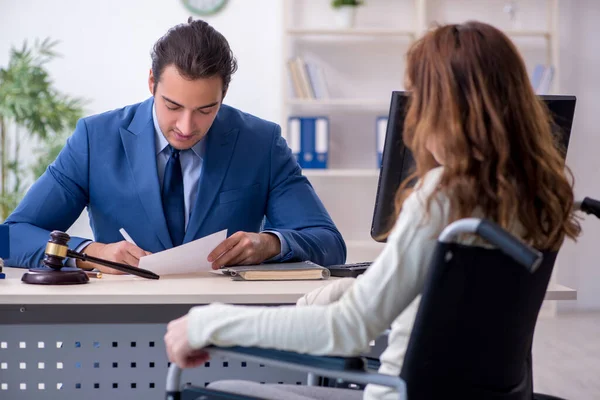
220;261;330;281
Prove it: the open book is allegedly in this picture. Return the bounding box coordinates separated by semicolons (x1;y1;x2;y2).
220;261;330;281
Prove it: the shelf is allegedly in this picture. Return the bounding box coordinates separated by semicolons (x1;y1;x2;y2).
286;28;415;37
302;169;380;177
286;29;549;38
286;28;549;39
505;30;551;38
284;0;561;267
287;98;391;108
345;239;385;248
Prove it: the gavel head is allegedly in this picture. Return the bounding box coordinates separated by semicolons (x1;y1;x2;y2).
43;231;71;271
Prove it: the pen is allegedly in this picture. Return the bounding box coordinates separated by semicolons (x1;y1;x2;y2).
119;228;137;246
84;271;102;279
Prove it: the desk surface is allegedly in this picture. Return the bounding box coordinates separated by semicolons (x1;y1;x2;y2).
0;267;339;305
0;267;577;305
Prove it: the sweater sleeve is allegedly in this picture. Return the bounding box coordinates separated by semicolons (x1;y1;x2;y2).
295;277;357;307
187;168;448;356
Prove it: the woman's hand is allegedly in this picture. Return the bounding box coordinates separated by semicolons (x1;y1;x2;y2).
164;314;210;368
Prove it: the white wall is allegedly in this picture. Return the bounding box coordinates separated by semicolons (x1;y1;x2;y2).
0;0;284;252
0;0;283;123
554;0;600;311
1;0;599;309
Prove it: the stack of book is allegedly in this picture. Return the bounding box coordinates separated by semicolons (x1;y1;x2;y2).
287;56;330;100
531;64;554;94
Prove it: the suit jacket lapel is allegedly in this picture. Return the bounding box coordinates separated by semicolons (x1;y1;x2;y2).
120;98;173;249
184;113;239;243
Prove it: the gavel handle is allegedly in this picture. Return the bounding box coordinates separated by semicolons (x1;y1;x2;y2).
66;250;159;280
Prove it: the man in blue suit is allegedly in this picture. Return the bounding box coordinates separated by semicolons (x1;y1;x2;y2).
4;18;346;273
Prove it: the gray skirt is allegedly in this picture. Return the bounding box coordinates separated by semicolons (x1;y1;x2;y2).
208;380;364;400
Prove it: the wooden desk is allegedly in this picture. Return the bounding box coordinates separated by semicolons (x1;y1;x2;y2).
0;267;340;324
0;266;577;305
0;266;577;324
0;267;578;400
545;283;577;301
0;267;337;305
0;268;342;397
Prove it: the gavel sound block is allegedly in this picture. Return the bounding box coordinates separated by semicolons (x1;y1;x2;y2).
22;231;89;285
21;231;159;285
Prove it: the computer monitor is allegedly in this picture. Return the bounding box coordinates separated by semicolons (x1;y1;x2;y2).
370;91;577;241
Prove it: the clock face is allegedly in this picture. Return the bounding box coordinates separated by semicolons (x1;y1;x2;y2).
182;0;228;16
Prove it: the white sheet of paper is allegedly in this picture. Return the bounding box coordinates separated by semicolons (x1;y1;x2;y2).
138;229;227;276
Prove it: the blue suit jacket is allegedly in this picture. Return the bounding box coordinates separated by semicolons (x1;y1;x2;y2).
4;98;346;268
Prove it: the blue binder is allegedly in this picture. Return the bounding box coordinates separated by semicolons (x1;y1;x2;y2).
0;224;8;278
288;116;329;169
0;225;9;259
376;116;388;168
287;117;301;162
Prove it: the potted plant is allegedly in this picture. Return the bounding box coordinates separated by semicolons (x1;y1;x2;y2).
0;38;84;221
331;0;364;29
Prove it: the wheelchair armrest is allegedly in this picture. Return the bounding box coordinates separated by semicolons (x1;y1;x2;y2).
166;346;407;400
209;346;367;372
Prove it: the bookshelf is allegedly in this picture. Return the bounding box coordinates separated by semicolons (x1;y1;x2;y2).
302;169;379;178
285;98;390;108
286;28;416;37
505;30;551;37
281;0;560;263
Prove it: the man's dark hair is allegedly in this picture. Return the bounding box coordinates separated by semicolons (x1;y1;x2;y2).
151;17;238;95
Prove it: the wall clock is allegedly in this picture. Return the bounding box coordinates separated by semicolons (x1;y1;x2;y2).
182;0;229;16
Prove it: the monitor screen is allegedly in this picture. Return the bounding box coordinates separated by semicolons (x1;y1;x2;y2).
370;91;577;241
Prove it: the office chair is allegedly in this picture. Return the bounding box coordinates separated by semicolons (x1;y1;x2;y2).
165;198;600;400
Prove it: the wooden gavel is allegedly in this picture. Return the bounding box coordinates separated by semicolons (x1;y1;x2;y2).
43;230;159;280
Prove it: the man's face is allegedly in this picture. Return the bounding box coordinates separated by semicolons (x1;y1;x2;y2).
149;64;224;150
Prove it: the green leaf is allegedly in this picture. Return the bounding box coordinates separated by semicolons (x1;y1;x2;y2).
331;0;363;8
0;37;87;220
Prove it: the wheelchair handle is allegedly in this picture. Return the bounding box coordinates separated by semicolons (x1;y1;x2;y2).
577;197;600;219
439;218;543;273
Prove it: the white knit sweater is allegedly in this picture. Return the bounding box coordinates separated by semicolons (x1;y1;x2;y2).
187;167;468;400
